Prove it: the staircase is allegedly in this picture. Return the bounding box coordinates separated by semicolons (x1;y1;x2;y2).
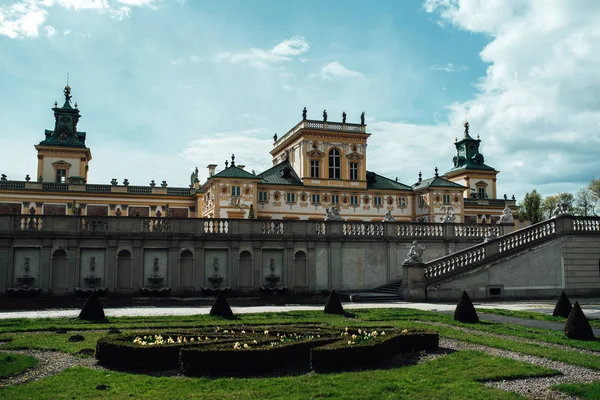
424;215;600;289
343;279;403;302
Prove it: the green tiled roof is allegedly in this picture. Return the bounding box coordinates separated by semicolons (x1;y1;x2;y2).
210;166;260;179
39;129;88;147
445;163;496;174
366;171;413;191
257;161;303;186
412;176;467;190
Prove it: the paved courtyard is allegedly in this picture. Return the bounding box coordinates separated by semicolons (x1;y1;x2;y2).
1;298;599;320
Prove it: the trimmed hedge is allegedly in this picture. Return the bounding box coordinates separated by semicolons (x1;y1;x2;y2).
180;337;336;376
311;330;438;373
95;325;439;375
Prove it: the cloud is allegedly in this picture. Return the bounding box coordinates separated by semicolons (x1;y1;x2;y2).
431;63;468;72
319;61;362;80
0;0;161;39
180;129;273;181
424;0;600;199
213;36;309;69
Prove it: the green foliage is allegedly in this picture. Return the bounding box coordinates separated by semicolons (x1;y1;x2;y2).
518;190;543;223
0;352;38;378
541;192;574;219
0;352;556;400
554;382;600;399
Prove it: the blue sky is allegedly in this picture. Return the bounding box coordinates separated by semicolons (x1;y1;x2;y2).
1;0;598;201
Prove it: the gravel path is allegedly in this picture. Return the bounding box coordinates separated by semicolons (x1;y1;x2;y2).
0;348;104;387
477;313;600;336
441;338;600;400
425;321;600;356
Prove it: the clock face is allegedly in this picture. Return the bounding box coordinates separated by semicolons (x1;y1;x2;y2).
59;131;68;140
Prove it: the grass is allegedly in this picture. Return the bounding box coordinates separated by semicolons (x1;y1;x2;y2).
554;382;600;400
0;308;598;368
0;352;38;378
477;308;600;329
0;331;106;357
0;351;557;399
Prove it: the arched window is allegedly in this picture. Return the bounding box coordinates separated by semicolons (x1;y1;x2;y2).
328;148;340;179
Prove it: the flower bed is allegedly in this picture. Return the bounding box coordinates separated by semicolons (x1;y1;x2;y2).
311;328;439;372
95;325;438;375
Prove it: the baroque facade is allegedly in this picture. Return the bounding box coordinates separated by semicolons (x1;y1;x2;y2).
0;86;516;223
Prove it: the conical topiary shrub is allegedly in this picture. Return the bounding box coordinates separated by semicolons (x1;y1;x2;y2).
78;291;106;321
209;291;234;318
324;289;344;315
552;291;573;318
453;291;479;323
564;301;595;341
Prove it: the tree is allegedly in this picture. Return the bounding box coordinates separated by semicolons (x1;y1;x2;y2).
541;192;574;220
518;190;543;223
575;188;597;216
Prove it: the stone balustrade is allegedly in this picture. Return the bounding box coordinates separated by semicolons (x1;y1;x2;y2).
0;215;518;241
424;215;600;287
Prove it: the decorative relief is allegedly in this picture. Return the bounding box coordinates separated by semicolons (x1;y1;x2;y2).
299;192;308;208
307;149;325;160
272;191;282;207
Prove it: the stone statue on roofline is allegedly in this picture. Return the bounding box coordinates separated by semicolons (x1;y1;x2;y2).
190;167;199;187
302;107;307;120
552;202;570;217
441;206;456;223
382;209;395;222
404;241;426;264
324;206;342;221
497;205;514;224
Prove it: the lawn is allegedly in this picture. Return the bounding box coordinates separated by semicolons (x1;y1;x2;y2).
554;382;600;400
0;351;557;400
0;307;597;399
0;352;38;378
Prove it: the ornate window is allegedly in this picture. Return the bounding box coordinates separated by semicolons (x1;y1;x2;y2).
373;196;382;207
331;194;340;204
310;160;320;178
443;194;451;205
286;192;296;203
328;148;341;179
311;194;321;204
478;187;486;199
56;169;66;183
350;195;359;205
231;186;241;197
258;191;268;202
398;197;407;207
349;162;358;180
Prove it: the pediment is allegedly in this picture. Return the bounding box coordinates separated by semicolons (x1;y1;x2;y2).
307;149;325;159
52;160;72;167
346;151;363;160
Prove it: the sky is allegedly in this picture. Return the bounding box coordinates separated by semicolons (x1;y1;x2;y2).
0;0;599;201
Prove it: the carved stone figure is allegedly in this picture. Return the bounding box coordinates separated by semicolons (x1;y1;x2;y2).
553;202;570;217
497;205;514;224
404;241;426;263
323;109;327;122
360;111;365;125
190;167;198;186
382;209;395;222
441;207;456;223
302;107;307;120
248;204;255;219
324;206;342;221
273;133;278;143
342;111;346;124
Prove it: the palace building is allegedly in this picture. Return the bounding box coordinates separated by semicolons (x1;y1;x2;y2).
0;86;516;223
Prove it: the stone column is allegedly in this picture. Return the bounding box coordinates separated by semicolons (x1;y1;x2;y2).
307;241;317;292
193;243;204;292
169;246;179;292
0;242;10;294
402;261;427;302
131;241;143;291
39;242;52;292
329;242;342;290
252;245;263;291
229;242;239;290
105;240;117;292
